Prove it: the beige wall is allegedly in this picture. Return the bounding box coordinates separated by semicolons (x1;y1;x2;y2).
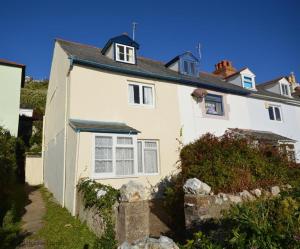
43;42;70;205
69;66;182;190
25;155;43;185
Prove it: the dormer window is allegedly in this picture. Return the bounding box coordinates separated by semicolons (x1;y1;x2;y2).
183;61;196;76
116;44;135;64
242;76;254;89
165;52;199;77
280;83;290;96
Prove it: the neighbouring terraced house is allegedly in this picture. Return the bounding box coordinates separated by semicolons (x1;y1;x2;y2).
0;59;25;136
43;34;300;215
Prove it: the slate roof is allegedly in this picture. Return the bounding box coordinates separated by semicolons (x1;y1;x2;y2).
56;39;300;106
229;128;296;143
69;119;140;134
257;77;286;88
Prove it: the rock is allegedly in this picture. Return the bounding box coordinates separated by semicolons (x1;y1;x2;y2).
239;190;255;201
215;197;223;205
228;194;242;203
183;178;211;195
96;189;107;199
120;236;179;249
251;188;262;198
119;181;146;202
218;193;228;201
271;186;280;196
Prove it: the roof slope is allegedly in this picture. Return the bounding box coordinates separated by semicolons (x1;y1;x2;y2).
0;58;25;68
56;39;300;105
56;39;250;94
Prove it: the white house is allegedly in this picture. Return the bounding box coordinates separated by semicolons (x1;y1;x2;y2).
43;34;300;215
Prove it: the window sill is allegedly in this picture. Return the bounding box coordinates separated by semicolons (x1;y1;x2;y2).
129;103;155;109
91;173;159;180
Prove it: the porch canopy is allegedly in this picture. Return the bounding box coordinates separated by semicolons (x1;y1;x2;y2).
228;128;296;144
69;119;140;134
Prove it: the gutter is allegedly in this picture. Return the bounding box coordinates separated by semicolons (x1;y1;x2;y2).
69;56;249;96
250;93;300;107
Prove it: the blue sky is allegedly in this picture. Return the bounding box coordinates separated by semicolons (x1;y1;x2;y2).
1;0;299;83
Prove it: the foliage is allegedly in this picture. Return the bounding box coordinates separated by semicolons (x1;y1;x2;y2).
77;179;120;249
163;130;299;242
179;131;294;193
35;187;98;249
20;80;48;114
182;188;300;249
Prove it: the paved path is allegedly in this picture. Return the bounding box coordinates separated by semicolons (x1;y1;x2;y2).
17;187;46;249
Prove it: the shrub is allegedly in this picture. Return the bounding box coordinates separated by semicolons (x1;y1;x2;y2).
179;131;294;193
182;188;300;249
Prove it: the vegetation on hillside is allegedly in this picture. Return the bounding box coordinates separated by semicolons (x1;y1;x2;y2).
19;80;48;153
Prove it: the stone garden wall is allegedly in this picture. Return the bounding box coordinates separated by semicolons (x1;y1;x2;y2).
183;178;290;231
76;180;173;245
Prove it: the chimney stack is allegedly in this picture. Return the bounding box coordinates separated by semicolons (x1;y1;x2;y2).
213;60;237;78
287;72;298;92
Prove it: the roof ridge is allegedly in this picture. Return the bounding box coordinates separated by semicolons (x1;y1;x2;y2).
55;38;102;51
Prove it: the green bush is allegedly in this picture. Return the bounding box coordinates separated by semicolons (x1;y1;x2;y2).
180;132;294;193
182;188;300;249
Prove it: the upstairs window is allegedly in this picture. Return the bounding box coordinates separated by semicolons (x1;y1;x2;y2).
281;84;290;96
243;76;254;89
116;43;135;64
128;83;154;107
268;105;282;121
182;60;196;76
205;94;224;116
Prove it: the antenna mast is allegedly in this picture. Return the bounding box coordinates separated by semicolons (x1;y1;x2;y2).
132;22;138;40
196;42;202;61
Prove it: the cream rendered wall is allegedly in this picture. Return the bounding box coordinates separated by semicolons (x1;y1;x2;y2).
69;65;182;190
0;64;22;136
43;42;70;205
177;85;300;162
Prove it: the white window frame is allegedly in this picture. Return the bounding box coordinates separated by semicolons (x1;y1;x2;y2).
268;105;283;122
242;75;255;90
280;83;290;97
115;43;135;64
137;140;160;176
92;133;138;179
128;82;155;108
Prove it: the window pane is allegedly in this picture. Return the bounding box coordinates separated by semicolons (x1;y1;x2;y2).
95;147;112;160
145;141;157;148
138;141;143;173
268;107;275;120
116;147;134;160
184;61;188;73
206;94;222;103
144;149;158;173
190;62;195;75
243;81;253;89
95;160;112;173
95;136;112;146
116;160;134;175
275;107;281;121
244;76;252;81
126;47;134;62
133;85;140;104
128;85;134;104
117;137;133;145
143;86;153;105
118;45;124;53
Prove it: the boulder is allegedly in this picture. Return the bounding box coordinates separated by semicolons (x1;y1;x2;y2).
228;194;242;203
271;186;280;196
119;181;147;202
118;236;179;249
251;188;262;198
239;190;255;201
183;178;211;195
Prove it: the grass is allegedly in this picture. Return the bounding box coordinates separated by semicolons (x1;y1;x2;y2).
35;187;99;249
